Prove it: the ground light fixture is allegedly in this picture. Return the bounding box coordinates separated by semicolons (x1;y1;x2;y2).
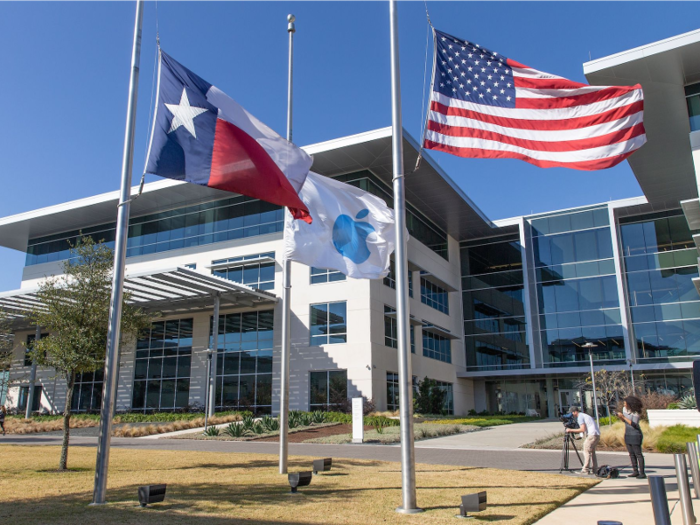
288;472;313;493
138;484;167;507
312;458;332;474
456;491;487;519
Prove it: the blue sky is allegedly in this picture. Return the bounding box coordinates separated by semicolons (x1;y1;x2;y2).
1;1;699;292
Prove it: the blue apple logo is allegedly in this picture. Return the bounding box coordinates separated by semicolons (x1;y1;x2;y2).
332;209;375;264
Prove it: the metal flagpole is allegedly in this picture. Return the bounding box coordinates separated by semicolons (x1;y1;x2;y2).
279;13;296;475
208;293;220;418
25;325;40;419
92;0;144;505
389;0;421;514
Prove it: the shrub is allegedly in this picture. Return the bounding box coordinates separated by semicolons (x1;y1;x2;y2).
365;415;399;428
224;422;246;438
599;416;619;426
640;392;678;419
311;411;326;424
203;426;220;437
468;409;477;416
261;415;279;432
414;377;447;415
678;393;697;410
251;421;265;434
656;425;700;454
241;415;255;431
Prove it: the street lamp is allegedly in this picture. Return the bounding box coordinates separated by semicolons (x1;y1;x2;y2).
203;348;215;432
582;342;600;427
628;359;636;394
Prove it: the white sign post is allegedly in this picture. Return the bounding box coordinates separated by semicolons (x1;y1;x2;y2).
352;397;364;444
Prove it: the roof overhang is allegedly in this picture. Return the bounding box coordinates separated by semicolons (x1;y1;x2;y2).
584;29;700;205
0;128;496;255
0;267;277;331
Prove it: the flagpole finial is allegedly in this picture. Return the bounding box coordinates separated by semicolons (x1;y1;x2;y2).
287;14;296;33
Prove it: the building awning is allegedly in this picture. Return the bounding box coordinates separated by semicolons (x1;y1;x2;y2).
421;322;460;340
0;267;278;331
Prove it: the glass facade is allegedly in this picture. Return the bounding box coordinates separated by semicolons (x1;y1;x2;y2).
26;196;284;266
310;267;346;284
383;305;415;353
212;252;275;291
423;330;451;363
420;277;449;314
383;260;413;297
461;233;530;371
531;207;624;367
211;311;274;414
71;370;104;413
620;211;700;362
310;302;347;345
309;370;348;410
334;171;449;259
686;83;700;132
132;319;193;412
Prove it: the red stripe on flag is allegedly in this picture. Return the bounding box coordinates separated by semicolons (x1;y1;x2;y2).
423;139;636;170
516;87;641;109
429;99;645;131
209;118;311;223
426;120;646;153
515;75;600;90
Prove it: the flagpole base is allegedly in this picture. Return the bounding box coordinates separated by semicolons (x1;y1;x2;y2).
395;507;424;514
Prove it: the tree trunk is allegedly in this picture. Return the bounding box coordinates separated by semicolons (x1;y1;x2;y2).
59;372;75;471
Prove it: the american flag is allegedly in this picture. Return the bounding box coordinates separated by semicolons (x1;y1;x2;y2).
423;29;646;170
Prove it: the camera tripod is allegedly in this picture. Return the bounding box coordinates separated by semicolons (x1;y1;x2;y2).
559;432;584;473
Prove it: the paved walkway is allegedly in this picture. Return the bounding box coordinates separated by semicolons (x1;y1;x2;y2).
415;419;562;450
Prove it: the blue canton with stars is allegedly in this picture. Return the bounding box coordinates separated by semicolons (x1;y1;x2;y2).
433;29;516;109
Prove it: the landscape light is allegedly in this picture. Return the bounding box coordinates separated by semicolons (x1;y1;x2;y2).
138;484;167;507
456;491;487;519
312;458;332;474
288;472;313;493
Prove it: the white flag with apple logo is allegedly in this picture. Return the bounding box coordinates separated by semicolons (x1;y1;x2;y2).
283;172;400;279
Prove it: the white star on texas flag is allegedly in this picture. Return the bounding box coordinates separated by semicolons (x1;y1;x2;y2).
165;88;208;139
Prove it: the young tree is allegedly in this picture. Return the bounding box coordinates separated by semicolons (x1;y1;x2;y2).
578;369;633;422
414;377;447;415
0;310;14;406
29;237;151;470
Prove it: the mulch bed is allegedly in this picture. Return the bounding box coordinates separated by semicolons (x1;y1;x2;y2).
254;423;373;443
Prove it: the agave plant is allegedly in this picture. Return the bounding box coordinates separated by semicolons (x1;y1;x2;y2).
252;421;265;434
242;414;255;430
223;422;246;438
679;393;697;410
203;426;220;437
288;411;301;429
299;412;312;427
262;415;279;432
373;420;385;434
311;411;326;424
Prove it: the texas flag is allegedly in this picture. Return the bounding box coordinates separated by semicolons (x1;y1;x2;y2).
145;50;313;222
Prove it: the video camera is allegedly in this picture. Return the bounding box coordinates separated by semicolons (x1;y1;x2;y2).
559;413;580;430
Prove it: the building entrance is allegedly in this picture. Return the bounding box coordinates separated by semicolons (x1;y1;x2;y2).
558;389;580;415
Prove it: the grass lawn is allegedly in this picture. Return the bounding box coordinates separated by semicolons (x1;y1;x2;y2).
420;415;542;428
0;445;596;525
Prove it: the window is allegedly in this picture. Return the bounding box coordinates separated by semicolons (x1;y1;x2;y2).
309;370;347;410
25;333;47;367
18;385;42;412
383;261;413;297
386;373;419;411
71;370;104;413
211;310;274;414
26;195;284;266
310;267;346;284
384;305;415;353
310;302;347;345
434;381;454;415
184;263;197;269
212;252;275;291
420;278;449;314
423;331;451;363
686;83;700;132
132;319;193;412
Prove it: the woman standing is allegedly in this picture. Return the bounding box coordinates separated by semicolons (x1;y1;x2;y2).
616;396;645;479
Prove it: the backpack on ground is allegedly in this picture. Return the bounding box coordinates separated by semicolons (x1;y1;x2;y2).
596;465;620;479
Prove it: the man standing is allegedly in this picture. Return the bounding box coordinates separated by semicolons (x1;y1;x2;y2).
566;406;600;475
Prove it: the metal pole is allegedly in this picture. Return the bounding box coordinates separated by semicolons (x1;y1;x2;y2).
25;325;40;418
649;476;672;525
208;294;220;418
687;442;700;499
92;0;143;505
278;13;295;475
675;453;697;525
389;0;421;514
630;360;636;394
204;351;212;431
589;348;600;426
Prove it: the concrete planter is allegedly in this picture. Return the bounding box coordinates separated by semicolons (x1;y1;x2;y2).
647;409;700;429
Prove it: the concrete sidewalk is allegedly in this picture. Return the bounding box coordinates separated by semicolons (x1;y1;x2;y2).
535;457;698;525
